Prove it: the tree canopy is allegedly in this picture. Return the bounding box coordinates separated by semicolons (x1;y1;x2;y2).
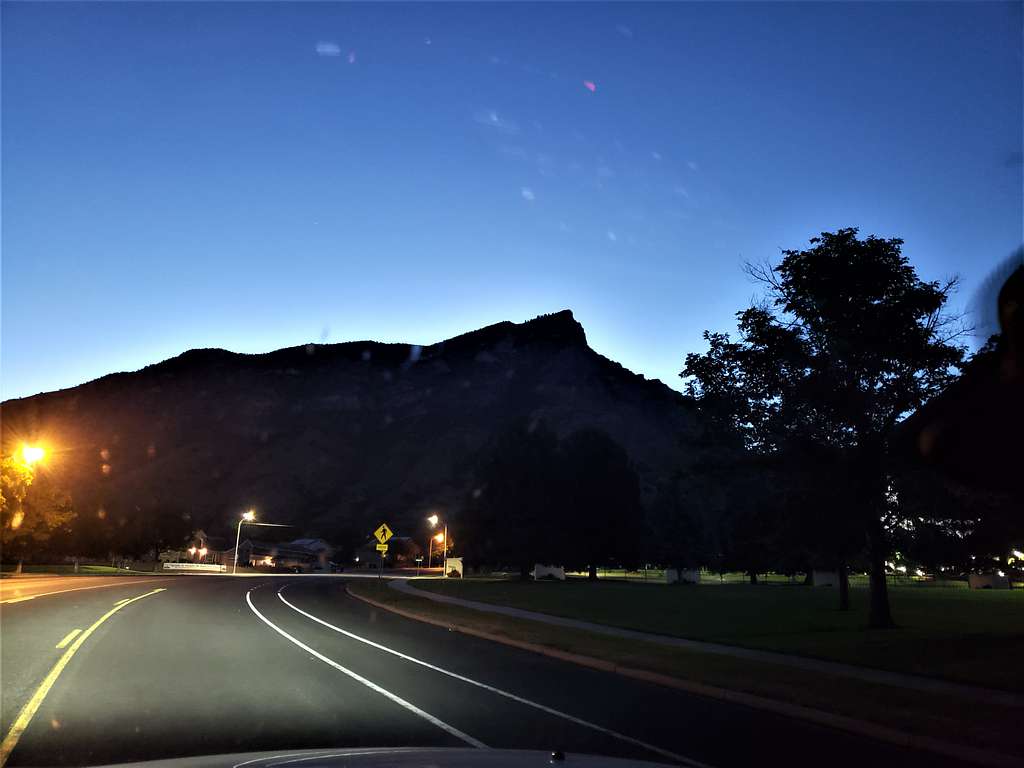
682;229;968;626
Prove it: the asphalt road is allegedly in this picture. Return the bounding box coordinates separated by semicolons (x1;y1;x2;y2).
0;575;967;768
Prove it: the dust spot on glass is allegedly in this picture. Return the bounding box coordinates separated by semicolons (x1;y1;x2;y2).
361;349;372;362
408;345;422;363
147;444;157;459
472;488;483;499
383;370;393;382
97;508;107;520
100;448;110;461
383;414;394;426
50;719;61;730
305;344;316;356
101;464;112;476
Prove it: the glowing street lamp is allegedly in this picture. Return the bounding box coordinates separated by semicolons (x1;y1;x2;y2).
233;510;256;575
20;444;45;466
198;547;208;559
426;512;450;576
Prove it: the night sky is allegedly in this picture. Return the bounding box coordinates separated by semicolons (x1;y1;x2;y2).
3;2;1021;400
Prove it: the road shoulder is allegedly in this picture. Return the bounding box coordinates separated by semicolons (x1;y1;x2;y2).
346;580;1022;767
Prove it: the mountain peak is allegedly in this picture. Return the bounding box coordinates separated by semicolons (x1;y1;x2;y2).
519;309;587;345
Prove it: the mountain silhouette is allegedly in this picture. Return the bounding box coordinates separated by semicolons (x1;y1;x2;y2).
1;311;710;546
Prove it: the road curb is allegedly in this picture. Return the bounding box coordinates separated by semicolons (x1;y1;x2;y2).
345;584;1019;768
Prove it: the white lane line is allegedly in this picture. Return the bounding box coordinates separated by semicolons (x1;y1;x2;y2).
274;751;440;766
55;629;82;649
278;588;712;768
231;751;341;768
244;589;486;750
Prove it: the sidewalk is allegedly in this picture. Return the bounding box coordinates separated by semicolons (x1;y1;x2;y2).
390;578;1022;708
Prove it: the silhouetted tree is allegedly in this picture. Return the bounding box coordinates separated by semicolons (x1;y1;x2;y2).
559;428;643;579
462;419;561;578
683;229;966;628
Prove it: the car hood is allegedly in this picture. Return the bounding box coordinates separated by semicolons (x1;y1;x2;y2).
93;748;676;768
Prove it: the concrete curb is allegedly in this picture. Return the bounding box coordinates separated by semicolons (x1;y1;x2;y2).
346;584;1020;768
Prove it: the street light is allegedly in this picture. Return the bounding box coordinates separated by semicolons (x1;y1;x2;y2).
20;444;45;466
233;509;256;575
426;513;449;577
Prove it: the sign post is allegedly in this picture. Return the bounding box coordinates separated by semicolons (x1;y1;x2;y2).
373;523;394;581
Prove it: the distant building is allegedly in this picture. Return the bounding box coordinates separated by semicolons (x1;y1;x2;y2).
221;539;315;571
352;536;422;567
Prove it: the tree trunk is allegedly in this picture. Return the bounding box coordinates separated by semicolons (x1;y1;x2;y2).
867;518;895;628
837;559;850;611
519;562;531;581
802;570;812;586
588;563;598;581
748;571;758;585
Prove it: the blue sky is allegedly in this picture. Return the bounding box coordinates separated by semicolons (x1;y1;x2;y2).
3;2;1021;400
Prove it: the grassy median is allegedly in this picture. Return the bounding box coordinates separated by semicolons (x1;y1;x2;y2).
410;578;1024;691
347;579;1023;760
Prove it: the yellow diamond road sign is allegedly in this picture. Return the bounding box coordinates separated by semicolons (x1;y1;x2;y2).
373;523;394;544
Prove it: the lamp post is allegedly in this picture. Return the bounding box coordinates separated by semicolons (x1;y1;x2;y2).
233;510;256;575
427;514;439;570
426;514;450;577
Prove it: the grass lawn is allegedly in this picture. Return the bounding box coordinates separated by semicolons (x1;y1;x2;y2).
0;564;157;576
412;578;1024;691
349;580;1023;758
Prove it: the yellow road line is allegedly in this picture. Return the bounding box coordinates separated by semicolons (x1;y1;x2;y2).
54;629;81;649
0;588;166;768
0;577;171;605
113;598;129;606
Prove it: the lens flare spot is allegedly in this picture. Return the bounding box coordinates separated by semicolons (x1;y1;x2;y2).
583;80;597;92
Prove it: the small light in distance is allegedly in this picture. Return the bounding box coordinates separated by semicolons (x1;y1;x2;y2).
427;514;439;527
434;532;445;543
198;547;207;558
243;510;256;522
